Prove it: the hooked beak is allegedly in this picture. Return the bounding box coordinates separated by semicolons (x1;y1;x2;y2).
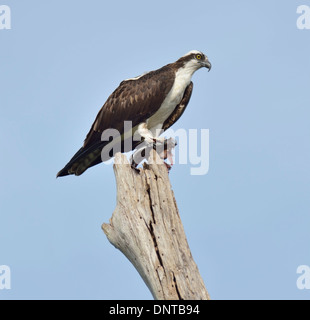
202;60;212;72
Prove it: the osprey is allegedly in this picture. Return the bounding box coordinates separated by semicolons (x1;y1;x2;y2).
57;50;211;177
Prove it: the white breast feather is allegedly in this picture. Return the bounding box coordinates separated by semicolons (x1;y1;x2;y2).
147;61;197;136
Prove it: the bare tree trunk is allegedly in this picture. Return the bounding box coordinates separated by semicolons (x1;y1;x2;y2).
102;151;210;300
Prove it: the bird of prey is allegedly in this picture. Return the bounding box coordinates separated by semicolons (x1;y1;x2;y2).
57;50;211;177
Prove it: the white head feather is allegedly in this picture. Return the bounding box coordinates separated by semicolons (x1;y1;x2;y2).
183;50;203;57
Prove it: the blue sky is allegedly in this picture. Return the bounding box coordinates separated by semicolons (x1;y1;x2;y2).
1;0;310;299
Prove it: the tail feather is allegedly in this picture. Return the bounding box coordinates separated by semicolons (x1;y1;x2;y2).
56;143;104;178
57;137;140;178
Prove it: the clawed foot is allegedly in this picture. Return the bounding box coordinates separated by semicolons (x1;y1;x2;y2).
164;162;172;171
130;163;140;173
130;137;177;171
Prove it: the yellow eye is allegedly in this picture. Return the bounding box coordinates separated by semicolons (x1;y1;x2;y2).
196;54;202;60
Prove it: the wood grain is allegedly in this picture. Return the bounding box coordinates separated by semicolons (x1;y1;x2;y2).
102;151;210;300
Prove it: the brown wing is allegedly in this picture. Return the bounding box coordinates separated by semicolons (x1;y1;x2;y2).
84;66;175;147
56;66;175;177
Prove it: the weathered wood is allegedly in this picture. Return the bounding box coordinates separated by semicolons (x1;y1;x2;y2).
102;151;210;300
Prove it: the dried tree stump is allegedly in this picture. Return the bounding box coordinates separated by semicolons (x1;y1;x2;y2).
102;151;210;300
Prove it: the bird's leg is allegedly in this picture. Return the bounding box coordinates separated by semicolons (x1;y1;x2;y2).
130;141;152;169
133;123;177;170
137;123;165;145
131;135;177;171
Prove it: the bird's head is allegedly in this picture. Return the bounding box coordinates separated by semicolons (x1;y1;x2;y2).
176;50;212;73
